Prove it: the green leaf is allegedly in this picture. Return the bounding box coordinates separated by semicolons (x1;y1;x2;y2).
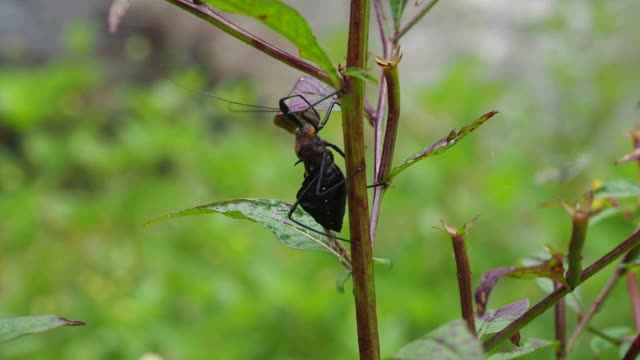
336;269;352;294
392;319;486;360
590;206;625;226
389;0;410;30
476;299;529;338
535;278;582;313
589;326;633;357
202;0;338;87
389;111;498;180
373;257;393;269
487;339;556;360
147;198;347;259
0;315;85;343
594;179;640;199
343;67;378;84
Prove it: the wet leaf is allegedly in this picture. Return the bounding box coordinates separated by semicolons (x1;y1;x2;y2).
0;315;85;343
392;319;486;360
202;0;338;86
389;111;498;180
389;0;410;30
147;198;346;260
594;180;640;199
487;339;556;360
475;299;529;338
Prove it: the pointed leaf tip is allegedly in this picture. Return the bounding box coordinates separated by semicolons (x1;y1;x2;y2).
147;198;348;262
389;110;500;180
0;315;86;343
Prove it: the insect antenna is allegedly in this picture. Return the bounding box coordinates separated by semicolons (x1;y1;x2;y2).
170;80;280;112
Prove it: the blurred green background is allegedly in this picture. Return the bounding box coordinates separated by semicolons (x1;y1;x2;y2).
1;1;640;359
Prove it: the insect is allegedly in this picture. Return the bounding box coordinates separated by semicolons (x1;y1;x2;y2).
175;78;350;242
277;92;351;242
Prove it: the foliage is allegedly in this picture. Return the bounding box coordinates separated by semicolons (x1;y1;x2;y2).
1;0;640;358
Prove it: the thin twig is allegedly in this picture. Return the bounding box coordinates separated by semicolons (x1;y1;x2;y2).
566;248;640;351
392;0;441;45
623;332;640;360
627;271;640;331
369;77;387;244
372;0;390;58
162;0;332;86
555;282;566;360
484;226;640;351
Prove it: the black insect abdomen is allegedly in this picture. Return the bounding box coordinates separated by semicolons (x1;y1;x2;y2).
297;161;346;232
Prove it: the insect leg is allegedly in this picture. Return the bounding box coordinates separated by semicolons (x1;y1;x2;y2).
325;143;346;158
286;173;352;243
316;101;341;131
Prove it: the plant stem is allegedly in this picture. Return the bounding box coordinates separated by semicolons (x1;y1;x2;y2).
451;233;476;336
342;0;380;359
566;246;640;351
483;226;640;351
162;0;333;86
623;333;640;360
554;282;566;360
566;212;589;288
391;0;441;45
627;271;640;331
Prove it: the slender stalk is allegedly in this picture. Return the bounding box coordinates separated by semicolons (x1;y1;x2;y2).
370;54;401;244
376;57;401;184
566;246;640;351
342;0;380;358
566;211;589;288
623;333;640;360
587;326;623;345
451;233;476;336
627;271;640;331
391;0;441;45
162;0;332;86
369;78;387;244
554;282;566;360
484;226;640;351
372;0;390;58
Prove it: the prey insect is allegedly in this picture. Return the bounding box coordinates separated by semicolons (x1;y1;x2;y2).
278;92;351;242
175;78;351;242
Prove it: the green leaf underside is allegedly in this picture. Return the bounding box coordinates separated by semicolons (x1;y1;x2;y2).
393;320;486;360
595;179;640;199
147;198;344;256
202;0;338;86
336;269;352;294
0;315;85;343
487;339;556;360
389;111;498;180
389;0;410;30
475;299;529;337
343;67;378;84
